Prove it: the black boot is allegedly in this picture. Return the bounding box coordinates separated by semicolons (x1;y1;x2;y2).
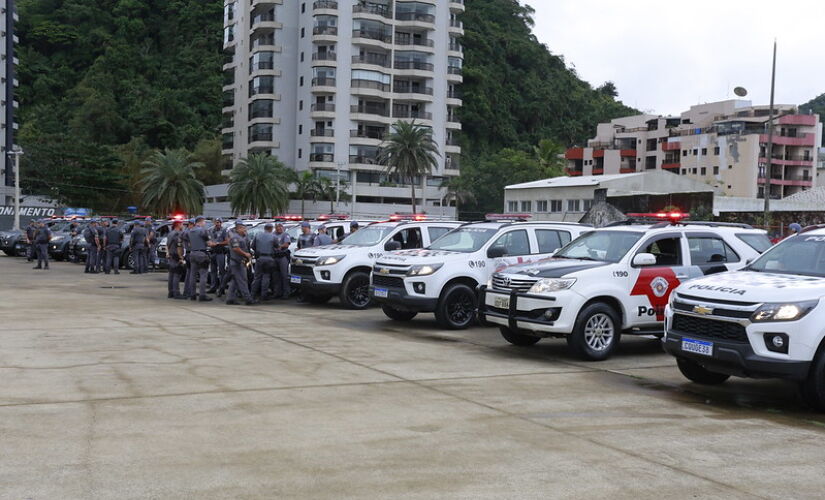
198;296;213;302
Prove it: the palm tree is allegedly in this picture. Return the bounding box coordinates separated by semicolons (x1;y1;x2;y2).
378;120;440;213
228;153;292;217
316;177;351;213
533;139;566;178
294;171;321;217
140;149;205;215
439;177;475;217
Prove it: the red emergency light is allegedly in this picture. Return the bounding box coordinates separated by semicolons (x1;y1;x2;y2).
317;214;350;221
627;212;689;224
389;213;428;222
171;213;186;221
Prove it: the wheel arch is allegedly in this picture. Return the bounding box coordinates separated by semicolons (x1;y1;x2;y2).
438;275;480;301
580;296;625;327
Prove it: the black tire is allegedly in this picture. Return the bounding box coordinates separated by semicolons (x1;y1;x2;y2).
676;358;730;385
305;294;333;304
382;305;417;321
567;302;621;361
499;326;540;346
435;283;477;330
799;347;825;411
339;271;372;310
125;251;135;270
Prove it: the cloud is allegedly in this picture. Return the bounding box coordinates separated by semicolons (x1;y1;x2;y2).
530;0;825;115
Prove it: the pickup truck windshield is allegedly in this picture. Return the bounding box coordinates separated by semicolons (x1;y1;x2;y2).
341;226;393;246
555;230;644;263
748;235;825;277
428;227;497;253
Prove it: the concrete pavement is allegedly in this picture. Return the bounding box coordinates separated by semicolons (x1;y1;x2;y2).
1;256;824;499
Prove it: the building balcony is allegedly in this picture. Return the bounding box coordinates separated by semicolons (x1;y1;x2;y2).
352;29;393;44
309;153;335;163
392;110;432;120
620;149;636;157
592;149;604;158
249;86;276;97
759;156;815;167
350;105;389;117
309;129;335;138
565;147;584;160
248;133;275;144
313;0;338;10
777;114;817;126
661;141;681;151
353;4;391;18
758;177;813;187
313;26;338;37
394;60;434;72
352;54;390;68
565;168;583;177
760;133;816;147
350;129;387;140
395;12;436;24
311;77;337;92
351;79;391;94
620;168;637;174
394;38;434;49
450;0;466;12
392;85;434;97
592;168;604;175
661;162;681;170
349;155;381;166
312;52;337;63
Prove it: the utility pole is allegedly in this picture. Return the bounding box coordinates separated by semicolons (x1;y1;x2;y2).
763;39;777;229
335;160;345;212
8;148;23;231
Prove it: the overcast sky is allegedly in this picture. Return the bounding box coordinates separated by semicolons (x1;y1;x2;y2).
530;0;825;116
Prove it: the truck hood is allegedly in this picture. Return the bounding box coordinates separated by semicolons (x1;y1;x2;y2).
677;271;825;303
500;258;610;278
293;244;365;258
375;249;469;264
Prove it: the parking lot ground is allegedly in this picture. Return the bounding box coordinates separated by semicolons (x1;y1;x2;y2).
2;257;825;499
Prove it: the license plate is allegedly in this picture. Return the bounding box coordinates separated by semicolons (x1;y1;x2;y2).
493;296;510;309
374;287;389;298
681;338;713;356
290;275;302;284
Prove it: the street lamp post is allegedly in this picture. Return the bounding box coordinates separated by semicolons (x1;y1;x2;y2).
763;40;777;229
7;147;23;231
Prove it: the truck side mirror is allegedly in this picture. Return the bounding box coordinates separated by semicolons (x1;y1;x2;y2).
632;253;657;267
487;246;506;259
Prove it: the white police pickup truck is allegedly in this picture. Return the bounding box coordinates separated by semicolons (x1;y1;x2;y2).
663;226;825;410
370;220;589;329
479;218;771;360
290;220;462;309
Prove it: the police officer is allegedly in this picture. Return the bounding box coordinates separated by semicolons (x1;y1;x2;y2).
103;219;123;274
83;219;101;274
96;219;109;272
146;219;158;271
314;225;334;246
166;219;187;299
272;223;292;299
33;220;51;270
207;218;229;293
68;221;81;238
297;221;316;249
226;223;256;306
25;220;37;262
337;221;359;243
187;216;214;302
182;219;194;296
250;223;277;300
129;221;149;274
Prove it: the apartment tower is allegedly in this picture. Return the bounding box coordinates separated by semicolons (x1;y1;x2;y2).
1;0;18;205
221;0;464;217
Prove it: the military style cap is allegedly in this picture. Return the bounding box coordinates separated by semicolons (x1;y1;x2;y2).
350;221;360;228
195;216;205;222
215;217;223;223
264;223;274;230
301;221;310;228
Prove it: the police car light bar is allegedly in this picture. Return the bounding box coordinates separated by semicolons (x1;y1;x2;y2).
485;213;532;221
389;213;428;221
627;212;689;223
317;214;350;221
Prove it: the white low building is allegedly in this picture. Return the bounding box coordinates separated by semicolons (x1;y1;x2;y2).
504;171;719;221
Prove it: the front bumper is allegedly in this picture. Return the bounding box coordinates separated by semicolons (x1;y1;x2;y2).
370;285;438;312
478;285;581;335
663;331;810;380
292;271;341;295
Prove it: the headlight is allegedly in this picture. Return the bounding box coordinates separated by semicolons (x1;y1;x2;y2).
316;255;346;266
751;300;819;322
528;278;577;294
407;263;443;276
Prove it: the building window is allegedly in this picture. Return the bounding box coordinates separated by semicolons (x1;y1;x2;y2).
691;168;698;174
701;148;707;155
681;169;686;175
693;149;698;155
682;150;688;156
300;52;305;62
714;146;720;155
583;199;593;211
713;166;719;175
728;164;733;169
298;149;302;158
301;27;305;38
301;3;306;13
536;200;548;212
300;76;304;86
298;125;303;134
567;199;581;212
507;201;518;212
299;100;303;111
550;200;562;213
700;167;706;175
521;200;532;212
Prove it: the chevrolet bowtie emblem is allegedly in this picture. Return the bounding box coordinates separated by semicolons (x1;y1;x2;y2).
379;268;390;274
693;305;714;315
